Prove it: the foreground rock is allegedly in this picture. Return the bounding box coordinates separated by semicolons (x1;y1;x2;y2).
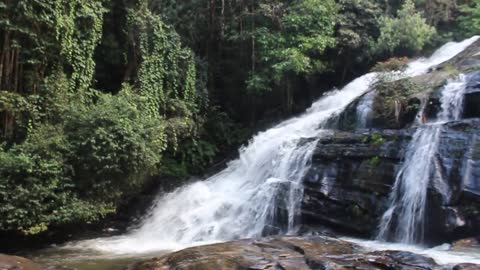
131;236;477;270
452;237;480;251
0;254;43;270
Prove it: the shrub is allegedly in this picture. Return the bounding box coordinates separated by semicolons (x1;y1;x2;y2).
64;89;167;203
0;88;170;235
457;0;480;38
0;125;110;234
371;57;409;72
372;73;422;126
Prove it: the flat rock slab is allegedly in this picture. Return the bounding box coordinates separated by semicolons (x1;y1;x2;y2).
130;236;478;270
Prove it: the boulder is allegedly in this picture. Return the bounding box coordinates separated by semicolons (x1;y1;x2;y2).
451;237;480;251
453;263;480;270
0;254;43;270
130;236;461;270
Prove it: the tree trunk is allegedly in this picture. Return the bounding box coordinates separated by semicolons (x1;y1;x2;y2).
0;32;10;89
14;49;19;92
7;46;15;90
284;74;294;114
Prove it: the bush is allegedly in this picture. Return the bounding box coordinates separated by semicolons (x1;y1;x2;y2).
371;57;409;72
160;108;252;177
0;88;168;235
64;89;167;203
0;125;110;234
457;0;480;38
372;73;422;127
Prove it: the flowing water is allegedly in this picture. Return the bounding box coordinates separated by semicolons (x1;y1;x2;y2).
356;90;376;128
70;72;378;254
377;74;469;244
26;36;480;269
343;237;480;265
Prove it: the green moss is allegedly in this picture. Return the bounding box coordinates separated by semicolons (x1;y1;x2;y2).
371;133;385;145
351;204;363;217
368;156;381;167
463;205;480;216
361;135;369;144
440;64;460;77
361;132;385;145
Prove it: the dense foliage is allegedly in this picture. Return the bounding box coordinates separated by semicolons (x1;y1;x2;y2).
457;0;480;37
0;0;476;235
375;0;436;55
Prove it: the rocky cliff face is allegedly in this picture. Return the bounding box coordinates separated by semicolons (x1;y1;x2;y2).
300;40;480;245
301;129;411;236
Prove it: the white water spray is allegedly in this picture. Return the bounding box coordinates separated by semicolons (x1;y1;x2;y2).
377;74;469;244
71;37;478;254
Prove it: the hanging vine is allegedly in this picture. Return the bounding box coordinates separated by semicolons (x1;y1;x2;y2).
54;0;106;97
127;1;200;119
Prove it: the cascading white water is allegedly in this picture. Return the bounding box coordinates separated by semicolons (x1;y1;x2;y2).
72;73;377;254
377;74;469;244
356;91;376;128
438;74;468;121
71;36;479;254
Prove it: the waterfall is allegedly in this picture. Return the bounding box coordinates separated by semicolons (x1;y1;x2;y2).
71;37;478;254
356;91;376;128
377;74;469;244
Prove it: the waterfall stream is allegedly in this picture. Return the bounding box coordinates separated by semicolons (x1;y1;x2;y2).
377;74;469;244
356;90;376;128
70;37;479;254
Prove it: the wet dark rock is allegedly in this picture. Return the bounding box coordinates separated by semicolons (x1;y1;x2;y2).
369;250;437;269
261;181;291;236
464;71;480;119
301;119;480;244
298;40;480;244
420;71;480;122
301;129;412;236
130;236;469;270
423;120;480;243
327;91;371;131
453;263;480;270
0;254;43;270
